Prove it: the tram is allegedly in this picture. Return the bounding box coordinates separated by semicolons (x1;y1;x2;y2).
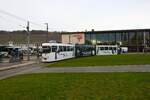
96;45;118;55
41;43;96;62
42;43;75;62
75;44;95;57
41;42;119;62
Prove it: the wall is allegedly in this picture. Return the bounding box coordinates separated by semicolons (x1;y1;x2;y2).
62;32;85;44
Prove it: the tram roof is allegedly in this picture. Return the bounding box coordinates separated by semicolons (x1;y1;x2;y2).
96;45;118;47
42;43;74;46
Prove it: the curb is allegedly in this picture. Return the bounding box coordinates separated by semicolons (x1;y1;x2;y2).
0;62;36;71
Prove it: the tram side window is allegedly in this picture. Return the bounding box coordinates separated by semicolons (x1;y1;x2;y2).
68;46;70;51
62;46;67;51
61;46;64;52
69;46;74;51
67;46;70;51
70;46;74;51
100;47;104;50
113;47;117;51
109;47;112;50
42;46;51;53
52;46;57;52
87;46;89;51
59;46;63;52
105;47;108;50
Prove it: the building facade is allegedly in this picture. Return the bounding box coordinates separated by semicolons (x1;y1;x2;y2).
61;29;150;52
61;32;85;44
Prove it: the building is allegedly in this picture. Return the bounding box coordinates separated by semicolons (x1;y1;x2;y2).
61;32;85;44
61;29;150;52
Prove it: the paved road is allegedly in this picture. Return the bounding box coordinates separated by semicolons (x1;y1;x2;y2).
1;64;150;80
28;65;150;73
0;64;41;80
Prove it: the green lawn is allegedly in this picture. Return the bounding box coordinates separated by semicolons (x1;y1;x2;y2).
46;54;150;67
0;73;150;100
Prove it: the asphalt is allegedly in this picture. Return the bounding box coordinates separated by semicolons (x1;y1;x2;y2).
0;63;150;80
0;55;38;72
28;65;150;73
0;61;35;71
0;64;41;80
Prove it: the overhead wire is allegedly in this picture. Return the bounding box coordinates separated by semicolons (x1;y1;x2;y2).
0;9;45;29
0;9;27;22
0;15;25;30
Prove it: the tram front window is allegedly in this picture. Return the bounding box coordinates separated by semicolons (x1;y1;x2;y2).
42;46;51;53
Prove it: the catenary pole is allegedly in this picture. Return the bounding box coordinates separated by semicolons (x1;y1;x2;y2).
27;21;30;61
45;23;49;42
143;31;146;53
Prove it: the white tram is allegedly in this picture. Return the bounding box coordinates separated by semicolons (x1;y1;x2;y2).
41;42;119;62
96;45;118;55
42;43;75;62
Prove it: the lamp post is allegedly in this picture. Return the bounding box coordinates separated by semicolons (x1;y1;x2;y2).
91;29;94;45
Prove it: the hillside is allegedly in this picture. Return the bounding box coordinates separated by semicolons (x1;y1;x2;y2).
0;30;61;44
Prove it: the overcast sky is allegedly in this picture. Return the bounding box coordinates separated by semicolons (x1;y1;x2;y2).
0;0;150;31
